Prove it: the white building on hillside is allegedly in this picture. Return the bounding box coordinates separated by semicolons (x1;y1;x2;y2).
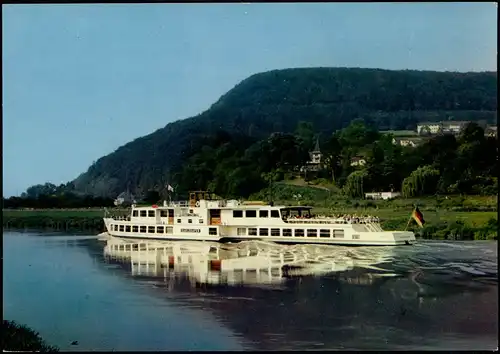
365;191;401;200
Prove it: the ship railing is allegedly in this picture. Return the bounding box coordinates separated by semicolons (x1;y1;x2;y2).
284;217;381;225
108;215;131;221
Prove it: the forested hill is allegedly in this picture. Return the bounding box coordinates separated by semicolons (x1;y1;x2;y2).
69;67;496;197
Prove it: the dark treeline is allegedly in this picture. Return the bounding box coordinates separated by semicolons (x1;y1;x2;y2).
65;67;496;197
3;187;115;209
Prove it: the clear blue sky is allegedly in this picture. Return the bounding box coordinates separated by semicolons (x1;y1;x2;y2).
3;3;497;197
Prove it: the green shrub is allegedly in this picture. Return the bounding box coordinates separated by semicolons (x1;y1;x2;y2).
2;320;59;352
419;222;448;239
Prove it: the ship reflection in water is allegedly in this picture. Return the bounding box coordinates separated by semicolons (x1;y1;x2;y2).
103;237;395;288
102;237;498;350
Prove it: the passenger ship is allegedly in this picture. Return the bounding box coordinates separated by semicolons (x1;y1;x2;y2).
103;191;416;246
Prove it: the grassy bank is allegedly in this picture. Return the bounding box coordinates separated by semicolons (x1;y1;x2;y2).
2;208;127;231
2;320;59;352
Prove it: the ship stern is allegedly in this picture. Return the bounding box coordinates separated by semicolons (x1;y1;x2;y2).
391;231;417;245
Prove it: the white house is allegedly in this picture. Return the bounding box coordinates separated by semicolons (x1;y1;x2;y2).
365;191;401;200
485;125;497;138
392;137;425;148
350;156;367;167
417;122;442;135
114;191;136;206
441;121;469;135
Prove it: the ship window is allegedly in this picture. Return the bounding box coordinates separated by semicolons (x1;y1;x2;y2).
294;229;304;237
248;228;257;236
140;210;147;217
157;226;164;234
112;225;117;231
166;227;173;234
189;209;193;213
259;228;269;236
119;225;124;232
160;210;168;217
271;210;280;218
307;229;317;237
353;234;360;240
271;228;280;236
333;230;344;238
320;229;330;238
132;225;138;232
177;219;181;223
168;210;174;217
148;210;155;217
259;210;268;218
133;210;138;217
140;226;146;233
209;228;217;235
125;225;131;232
188;219;192;224
246;210;257;218
233;210;243;218
133;244;138;250
237;228;246;236
148;226;155;233
283;229;292;237
199;219;204;224
139;243;147;251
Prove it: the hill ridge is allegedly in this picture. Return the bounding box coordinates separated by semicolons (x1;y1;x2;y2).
68;67;496;197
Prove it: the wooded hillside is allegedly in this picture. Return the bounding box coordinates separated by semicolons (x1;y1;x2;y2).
52;68;497;197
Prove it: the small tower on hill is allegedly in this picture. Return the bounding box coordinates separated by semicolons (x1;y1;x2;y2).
310;137;322;164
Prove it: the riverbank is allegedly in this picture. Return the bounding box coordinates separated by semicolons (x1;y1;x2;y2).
1;208;129;231
3;320;59;352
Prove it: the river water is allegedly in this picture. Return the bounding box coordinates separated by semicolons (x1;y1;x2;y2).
3;230;498;351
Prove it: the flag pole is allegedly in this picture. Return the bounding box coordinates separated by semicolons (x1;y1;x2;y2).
404;215;412;231
405;204;415;231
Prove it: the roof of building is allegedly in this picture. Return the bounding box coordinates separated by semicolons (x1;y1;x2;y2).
417;121;442;126
441;120;470;126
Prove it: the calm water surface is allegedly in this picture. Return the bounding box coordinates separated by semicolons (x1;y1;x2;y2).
3;230;498;351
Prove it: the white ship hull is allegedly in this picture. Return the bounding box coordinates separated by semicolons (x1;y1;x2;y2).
103;192;416;247
104;218;416;246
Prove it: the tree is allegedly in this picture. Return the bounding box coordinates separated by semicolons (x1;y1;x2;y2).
144;190;161;205
322;134;342;183
402;165;440;198
294;121;315;150
458;122;484;145
343;170;368;198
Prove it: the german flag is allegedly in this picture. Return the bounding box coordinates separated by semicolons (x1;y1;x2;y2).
412;206;425;228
